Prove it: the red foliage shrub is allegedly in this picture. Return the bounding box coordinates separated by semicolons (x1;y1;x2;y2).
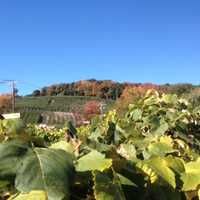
83;101;101;120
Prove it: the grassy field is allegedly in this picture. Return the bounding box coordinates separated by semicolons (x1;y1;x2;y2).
16;96;114;124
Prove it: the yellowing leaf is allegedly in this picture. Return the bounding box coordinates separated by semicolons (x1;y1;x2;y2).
162;94;178;104
148;142;175;157
50;141;74;155
146;157;176;188
181;157;200;191
9;190;47;200
76;150;112;172
164;156;185;174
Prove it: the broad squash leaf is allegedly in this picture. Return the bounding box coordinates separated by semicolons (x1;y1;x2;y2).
76;150;112;172
50;140;74;155
181;173;200;192
147;142;175;157
0;140;75;200
147;157;176;188
164;156;185;174
15;148;74;200
181;158;200;191
0;140;29;180
138;157;176;188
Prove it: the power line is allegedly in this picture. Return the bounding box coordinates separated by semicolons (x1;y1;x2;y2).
17;80;41;89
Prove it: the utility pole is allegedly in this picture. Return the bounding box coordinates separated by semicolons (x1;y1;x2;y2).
11;81;16;112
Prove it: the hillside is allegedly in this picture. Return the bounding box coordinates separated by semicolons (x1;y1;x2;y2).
30;80;197;100
5;81;200;125
15;96;114;125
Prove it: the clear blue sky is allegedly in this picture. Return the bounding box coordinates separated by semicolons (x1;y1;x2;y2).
0;0;200;95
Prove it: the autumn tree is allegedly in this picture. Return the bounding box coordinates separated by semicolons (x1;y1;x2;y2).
115;84;159;114
0;94;12;114
31;80;196;100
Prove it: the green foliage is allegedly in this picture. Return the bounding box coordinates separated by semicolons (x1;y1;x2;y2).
73;91;200;199
181;158;200;191
2;90;200;199
0;119;25;142
76;150;112;172
0;140;74;200
26;125;66;143
93;170;126;200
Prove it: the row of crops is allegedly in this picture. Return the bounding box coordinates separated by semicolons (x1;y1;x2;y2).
16;96;112;113
20;111;76;125
16;96;114;125
1;90;200;199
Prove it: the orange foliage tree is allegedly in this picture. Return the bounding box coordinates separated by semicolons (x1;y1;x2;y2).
115;84;160;114
75;80;97;96
0;94;12;114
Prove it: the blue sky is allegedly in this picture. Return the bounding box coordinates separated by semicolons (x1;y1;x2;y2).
0;0;200;95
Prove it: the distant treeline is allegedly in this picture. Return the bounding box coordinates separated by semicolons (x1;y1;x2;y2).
30;79;198;99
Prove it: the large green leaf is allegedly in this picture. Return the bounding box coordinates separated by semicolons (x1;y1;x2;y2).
15;148;74;200
181;158;200;191
147;142;175;157
0;140;29;180
50;140;74;155
93;171;125;200
76;150;112;172
181;173;200;192
146;157;176;188
0;140;74;200
164;156;185;174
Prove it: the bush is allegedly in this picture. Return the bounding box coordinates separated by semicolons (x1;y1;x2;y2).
83;100;101;120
